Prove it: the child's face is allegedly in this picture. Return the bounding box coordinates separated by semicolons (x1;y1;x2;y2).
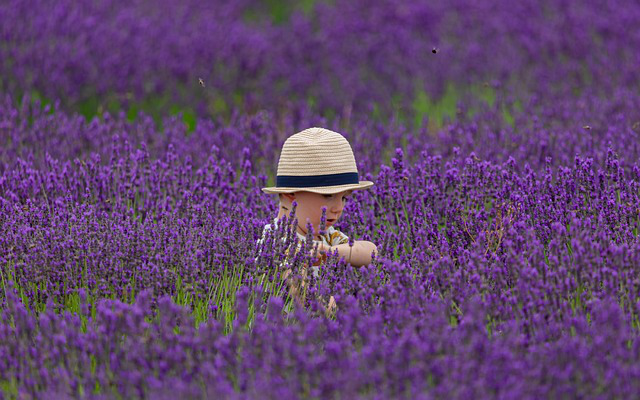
278;190;353;239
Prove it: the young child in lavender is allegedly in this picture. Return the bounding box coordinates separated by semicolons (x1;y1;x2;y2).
256;127;378;315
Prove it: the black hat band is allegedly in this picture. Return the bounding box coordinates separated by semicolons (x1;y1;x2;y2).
276;172;359;188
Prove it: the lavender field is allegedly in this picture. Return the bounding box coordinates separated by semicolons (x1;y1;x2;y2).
2;0;640;398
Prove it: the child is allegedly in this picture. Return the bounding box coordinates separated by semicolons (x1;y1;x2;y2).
256;127;378;315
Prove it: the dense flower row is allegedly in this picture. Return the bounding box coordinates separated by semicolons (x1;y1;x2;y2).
3;282;640;399
2;90;640;177
1;0;639;116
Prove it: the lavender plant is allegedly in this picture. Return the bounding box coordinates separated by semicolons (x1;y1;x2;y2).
2;0;640;398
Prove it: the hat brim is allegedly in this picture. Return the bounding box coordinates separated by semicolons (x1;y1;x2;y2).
261;181;374;195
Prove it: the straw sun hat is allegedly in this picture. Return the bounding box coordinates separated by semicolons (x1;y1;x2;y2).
261;127;374;195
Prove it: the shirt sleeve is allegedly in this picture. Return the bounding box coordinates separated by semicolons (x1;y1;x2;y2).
327;227;350;246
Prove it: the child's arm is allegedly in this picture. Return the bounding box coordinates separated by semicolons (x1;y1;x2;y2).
318;241;378;267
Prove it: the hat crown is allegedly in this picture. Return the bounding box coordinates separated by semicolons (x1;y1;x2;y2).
276;127;357;176
261;126;374;195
